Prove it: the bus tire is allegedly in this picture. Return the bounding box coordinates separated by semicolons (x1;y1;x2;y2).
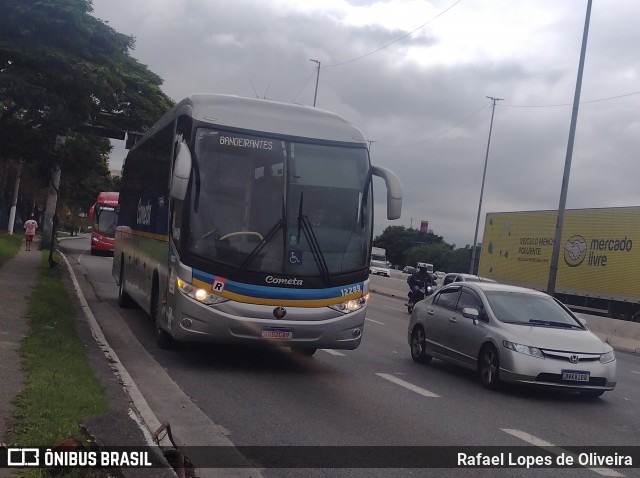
156;325;177;350
118;259;134;308
291;347;317;357
152;278;177;350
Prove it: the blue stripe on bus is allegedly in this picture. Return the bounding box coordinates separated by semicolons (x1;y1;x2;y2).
191;269;363;300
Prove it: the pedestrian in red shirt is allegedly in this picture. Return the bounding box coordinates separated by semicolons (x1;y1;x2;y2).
24;215;38;251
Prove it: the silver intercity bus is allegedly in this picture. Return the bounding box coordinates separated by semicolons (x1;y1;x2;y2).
113;94;402;355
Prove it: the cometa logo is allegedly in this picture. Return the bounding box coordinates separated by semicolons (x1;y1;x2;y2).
564;235;587;267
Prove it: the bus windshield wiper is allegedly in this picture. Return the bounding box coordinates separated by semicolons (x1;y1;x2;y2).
297;195;331;285
237;197;287;273
358;169;373;228
236;219;284;273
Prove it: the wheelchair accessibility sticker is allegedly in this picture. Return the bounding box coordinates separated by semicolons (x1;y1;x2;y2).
288;250;303;265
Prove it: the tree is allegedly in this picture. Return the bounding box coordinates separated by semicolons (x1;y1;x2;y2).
0;0;174;243
374;226;445;266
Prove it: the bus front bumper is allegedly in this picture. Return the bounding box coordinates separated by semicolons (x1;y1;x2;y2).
167;295;366;350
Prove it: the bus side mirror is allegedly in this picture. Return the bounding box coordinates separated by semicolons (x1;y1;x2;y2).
371;165;402;220
171;141;192;201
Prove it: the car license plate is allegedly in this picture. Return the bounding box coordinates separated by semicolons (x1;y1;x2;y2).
562;370;590;382
261;327;293;340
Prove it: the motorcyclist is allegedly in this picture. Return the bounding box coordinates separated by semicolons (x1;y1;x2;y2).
407;264;433;304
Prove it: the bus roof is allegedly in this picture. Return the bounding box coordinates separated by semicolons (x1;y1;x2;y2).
138;94;368;147
96;192;119;205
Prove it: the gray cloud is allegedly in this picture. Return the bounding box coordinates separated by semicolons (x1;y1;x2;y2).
93;0;640;248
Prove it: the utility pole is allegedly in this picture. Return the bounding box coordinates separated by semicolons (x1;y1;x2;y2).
367;140;376;151
8;159;23;235
470;96;503;274
309;59;320;107
547;0;592;295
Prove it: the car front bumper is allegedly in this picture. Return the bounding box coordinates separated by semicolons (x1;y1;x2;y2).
499;349;617;392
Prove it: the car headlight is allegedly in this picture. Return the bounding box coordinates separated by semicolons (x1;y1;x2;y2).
503;340;544;359
599;350;615;364
329;294;369;313
177;278;227;305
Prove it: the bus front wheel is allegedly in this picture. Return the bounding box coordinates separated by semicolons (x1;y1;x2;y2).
152;279;177;350
291;347;317;357
118;260;134;308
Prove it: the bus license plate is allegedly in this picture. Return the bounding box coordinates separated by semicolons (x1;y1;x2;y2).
261;327;293;340
562;370;590;382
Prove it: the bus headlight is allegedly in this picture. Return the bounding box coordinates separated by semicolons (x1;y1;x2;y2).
177;278;227;305
329;294;369;313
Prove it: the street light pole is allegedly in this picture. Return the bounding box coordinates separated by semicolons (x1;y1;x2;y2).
547;0;592;295
309;59;320;107
470;96;503;274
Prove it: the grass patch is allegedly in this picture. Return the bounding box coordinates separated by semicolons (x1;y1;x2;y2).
0;232;23;266
10;251;109;452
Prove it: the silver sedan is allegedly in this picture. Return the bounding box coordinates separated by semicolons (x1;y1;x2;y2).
407;282;616;397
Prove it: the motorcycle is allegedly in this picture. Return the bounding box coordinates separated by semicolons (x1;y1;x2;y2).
406;284;433;314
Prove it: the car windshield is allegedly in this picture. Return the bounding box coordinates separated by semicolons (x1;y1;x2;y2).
371;260;388;268
484;291;583;328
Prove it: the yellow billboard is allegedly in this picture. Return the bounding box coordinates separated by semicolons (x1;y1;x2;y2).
478;207;640;300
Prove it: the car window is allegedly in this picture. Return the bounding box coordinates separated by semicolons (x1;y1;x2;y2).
443;275;456;285
433;287;460;310
456;288;485;320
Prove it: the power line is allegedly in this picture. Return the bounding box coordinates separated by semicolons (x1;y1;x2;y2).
502;90;640;108
325;0;465;69
377;101;491;149
290;0;464;104
290;69;317;103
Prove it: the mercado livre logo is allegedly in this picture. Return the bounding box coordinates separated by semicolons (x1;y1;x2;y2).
563;235;587;267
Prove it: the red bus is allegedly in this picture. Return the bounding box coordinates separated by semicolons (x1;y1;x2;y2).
88;192;119;255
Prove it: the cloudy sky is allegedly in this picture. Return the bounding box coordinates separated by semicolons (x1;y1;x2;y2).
91;0;640;248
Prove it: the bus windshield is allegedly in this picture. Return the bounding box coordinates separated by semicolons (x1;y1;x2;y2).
186;128;372;278
95;204;118;237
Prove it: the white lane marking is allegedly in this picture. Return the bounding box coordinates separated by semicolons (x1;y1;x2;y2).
365;318;384;325
321;349;345;356
384;305;405;312
501;428;625;477
630;370;640;375
375;373;440;398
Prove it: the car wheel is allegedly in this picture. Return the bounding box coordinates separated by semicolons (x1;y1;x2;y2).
117;259;134;308
410;326;432;364
291;347;317;357
478;344;500;389
580;390;605;398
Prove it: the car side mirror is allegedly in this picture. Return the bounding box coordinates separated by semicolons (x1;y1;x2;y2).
462;307;480;324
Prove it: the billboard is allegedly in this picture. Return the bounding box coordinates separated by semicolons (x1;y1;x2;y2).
420;220;429;232
478;207;640;301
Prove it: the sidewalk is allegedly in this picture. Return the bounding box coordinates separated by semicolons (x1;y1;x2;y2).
0;237;174;478
0;236;40;478
0;237;38;409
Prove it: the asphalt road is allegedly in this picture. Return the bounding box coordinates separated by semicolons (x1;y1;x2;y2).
60;237;640;478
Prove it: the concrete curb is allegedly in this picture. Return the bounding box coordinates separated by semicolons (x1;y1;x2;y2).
57;237;262;478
